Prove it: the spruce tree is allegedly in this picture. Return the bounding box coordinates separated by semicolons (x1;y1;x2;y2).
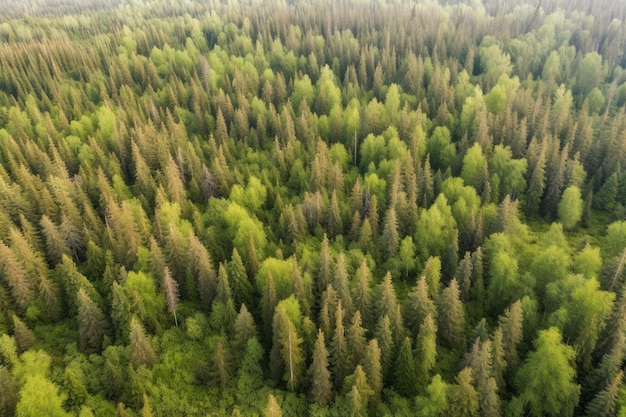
308;330;332;407
77;288;107;352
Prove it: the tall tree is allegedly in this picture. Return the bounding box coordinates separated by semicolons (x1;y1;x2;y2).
516;327;580;417
161;266;179;327
308;330;332;407
77;288;107;352
438;279;466;350
129;317;156;369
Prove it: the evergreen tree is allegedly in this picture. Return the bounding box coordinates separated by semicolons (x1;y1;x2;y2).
392;336;418;397
129;317;156;369
585;369;622;417
449;368;479;417
346;310;367;369
308;330;332;407
363;338;383;403
12;314;35;352
438;279;466;350
415;313;438;381
161;266;179;327
264;394;282;417
77;288;107;352
233;304;258;353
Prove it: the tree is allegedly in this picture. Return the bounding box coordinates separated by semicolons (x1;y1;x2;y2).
416;313;438;380
12;315;35;353
585;370;622;417
381;207;399;260
15;374;71;417
129;317;156;369
0;366;18;416
498;300;523;368
438;279;466;350
392;337;418;397
363;339;383;403
264;394;282;417
557;186;583;230
233;304;257;353
449;368;479;417
77;288;107;352
516;327;580;417
308;330;332;407
161;266;179;327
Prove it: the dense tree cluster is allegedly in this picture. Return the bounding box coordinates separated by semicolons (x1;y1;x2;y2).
1;0;626;415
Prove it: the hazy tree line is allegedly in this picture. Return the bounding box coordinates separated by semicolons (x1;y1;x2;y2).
1;0;626;416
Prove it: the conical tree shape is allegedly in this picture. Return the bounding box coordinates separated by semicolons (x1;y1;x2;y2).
77;288;107;352
233;304;257;352
161;266;179;327
392;336;418;397
130;317;156;369
12;314;35;352
308;329;332;407
585;369;623;417
438;279;466;350
363;338;383;403
264;394;282;417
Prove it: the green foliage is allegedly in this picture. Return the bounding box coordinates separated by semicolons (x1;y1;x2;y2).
516;327;580;417
0;0;624;415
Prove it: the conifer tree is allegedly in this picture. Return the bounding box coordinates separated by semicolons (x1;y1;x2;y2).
415;313;438;380
308;329;332;407
264;394;282;417
404;276;436;338
352;260;372;329
438;279;466;350
77;288;107;352
161;266;179;327
214;340;232;389
392;337;418;397
333;253;352;316
363;339;383;404
331;301;350;387
374;315;394;380
498;300;523;368
449;368;479;417
190;233;217;309
233;304;257;353
585;369;622;417
346;311;367;369
228;248;252;309
381;207;399;260
11;314;35;352
129;317;156;369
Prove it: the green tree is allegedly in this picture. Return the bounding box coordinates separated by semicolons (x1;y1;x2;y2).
77;288;107;352
308;330;332;407
448;368;479;417
15;374;71;417
516;327;580;417
129;317;156;369
264;394;282;417
557;186;583;230
393;337;418;397
438;279;466;350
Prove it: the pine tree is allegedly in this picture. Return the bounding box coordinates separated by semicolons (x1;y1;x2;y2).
214;340;232;389
161;266;179;327
228;248;252;309
333;253;352;316
129;317;156;369
77;288;107;352
264;394;282;417
585;369;623;417
393;337;418;397
449;368;479;417
404;276;436;338
0;240;34;312
352;260;373;330
498;300;523;368
438;279;466;350
12;314;35;352
233;304;257;353
415;313;437;380
308;330;332;407
374;315;394;380
346;311;367;368
363;338;383;404
317;234;332;298
331;301;350;387
381;207;399;260
190;233;217;309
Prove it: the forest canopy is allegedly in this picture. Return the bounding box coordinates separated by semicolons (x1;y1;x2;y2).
1;0;626;416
